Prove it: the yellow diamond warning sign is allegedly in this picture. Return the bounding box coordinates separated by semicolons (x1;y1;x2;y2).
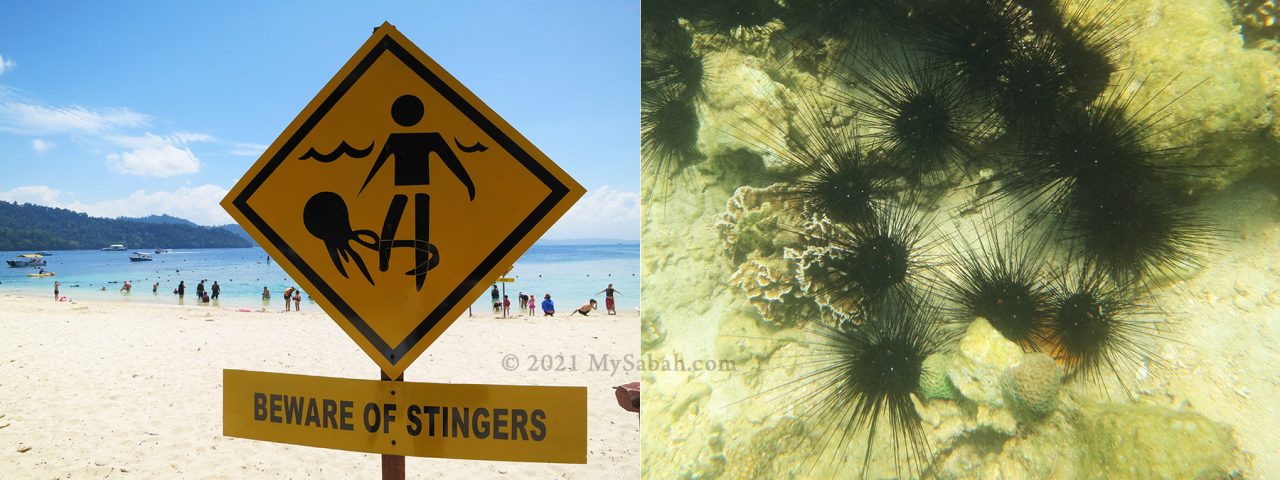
221;22;585;378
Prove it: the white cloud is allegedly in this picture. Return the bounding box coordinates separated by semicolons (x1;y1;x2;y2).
103;132;212;177
106;143;202;177
543;185;639;240
0;102;151;135
229;143;267;157
166;132;215;145
0;185;66;205
0;54;14;76
0;184;232;225
105;131;213;150
30;138;54;153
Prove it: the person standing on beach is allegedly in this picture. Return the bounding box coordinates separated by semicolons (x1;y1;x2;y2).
262;287;271;301
528;293;536;316
597;284;623;315
293;290;301;311
491;285;500;313
283;286;294;311
196;280;206;299
177;281;186;297
541;293;555;316
518;291;527;310
53;281;60;301
211;281;221;300
502;295;511;317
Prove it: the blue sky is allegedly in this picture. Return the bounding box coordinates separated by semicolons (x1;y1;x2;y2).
0;2;638;239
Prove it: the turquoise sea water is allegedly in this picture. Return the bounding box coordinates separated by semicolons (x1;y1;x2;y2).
0;243;639;312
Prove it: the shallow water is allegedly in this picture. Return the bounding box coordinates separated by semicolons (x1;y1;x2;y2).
0;243;639;312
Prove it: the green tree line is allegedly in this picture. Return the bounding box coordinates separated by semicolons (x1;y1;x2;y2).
0;201;252;250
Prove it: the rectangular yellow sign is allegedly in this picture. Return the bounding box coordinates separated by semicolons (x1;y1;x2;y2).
223;370;587;464
496;277;516;282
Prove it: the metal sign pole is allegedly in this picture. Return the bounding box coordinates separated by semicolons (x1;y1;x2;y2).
381;371;405;480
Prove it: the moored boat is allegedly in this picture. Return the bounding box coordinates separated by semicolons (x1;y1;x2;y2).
101;244;126;251
6;254;47;268
129;252;153;262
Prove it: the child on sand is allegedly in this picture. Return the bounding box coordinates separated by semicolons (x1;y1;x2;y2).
293;290;301;311
502;295;511;317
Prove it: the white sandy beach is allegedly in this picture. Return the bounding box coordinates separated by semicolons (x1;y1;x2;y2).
0;294;639;478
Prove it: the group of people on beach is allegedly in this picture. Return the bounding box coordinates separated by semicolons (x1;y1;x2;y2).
263;286;303;311
490;283;624;317
50;276;624;318
172;279;221;304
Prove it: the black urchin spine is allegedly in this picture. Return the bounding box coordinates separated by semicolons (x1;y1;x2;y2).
1045;265;1164;392
940;220;1055;351
798;296;953;478
833;49;993;182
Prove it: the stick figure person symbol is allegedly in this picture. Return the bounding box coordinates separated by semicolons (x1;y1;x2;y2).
299;94;484;291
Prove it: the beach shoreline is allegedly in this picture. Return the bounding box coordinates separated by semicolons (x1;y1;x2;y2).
0;245;641;314
0;292;640;477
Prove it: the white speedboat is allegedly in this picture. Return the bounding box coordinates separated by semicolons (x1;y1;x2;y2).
129;252;153;262
101;244;127;251
6;254;46;268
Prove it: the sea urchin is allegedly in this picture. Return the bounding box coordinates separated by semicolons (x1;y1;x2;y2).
940;220;1055;351
1045;265;1164;392
784;296;952;478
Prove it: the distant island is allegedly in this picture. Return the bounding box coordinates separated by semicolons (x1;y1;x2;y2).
0;202;252;251
538;238;639;245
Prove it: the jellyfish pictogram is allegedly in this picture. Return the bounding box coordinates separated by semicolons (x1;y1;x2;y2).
303;191;379;285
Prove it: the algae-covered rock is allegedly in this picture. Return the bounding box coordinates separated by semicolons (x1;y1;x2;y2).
1103;0;1280;190
948;318;1024;407
1001;353;1063;420
642;310;667;348
721;417;817;479
1074;402;1242;479
695;50;790;163
920;353;958;400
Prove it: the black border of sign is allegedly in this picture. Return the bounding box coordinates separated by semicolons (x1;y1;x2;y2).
231;34;571;365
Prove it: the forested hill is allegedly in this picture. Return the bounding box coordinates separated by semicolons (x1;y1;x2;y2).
0;202;252;250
